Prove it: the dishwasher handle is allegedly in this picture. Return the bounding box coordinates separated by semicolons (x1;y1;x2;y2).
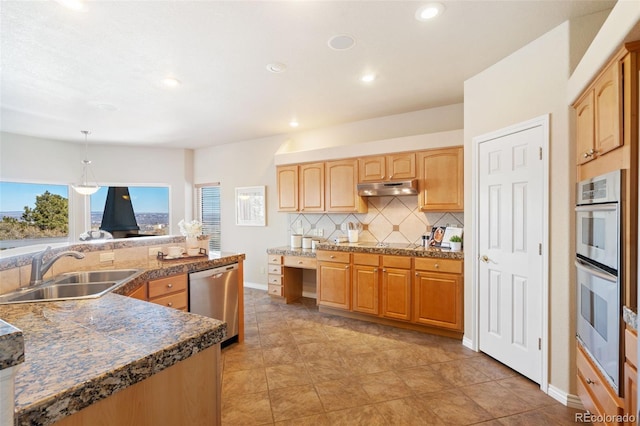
190;263;238;280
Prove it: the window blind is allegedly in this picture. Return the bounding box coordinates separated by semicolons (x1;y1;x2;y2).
198;184;221;251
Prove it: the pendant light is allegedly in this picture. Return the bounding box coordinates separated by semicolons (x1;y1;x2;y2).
72;130;100;195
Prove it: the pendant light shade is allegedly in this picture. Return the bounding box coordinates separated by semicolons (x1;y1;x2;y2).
72;130;100;195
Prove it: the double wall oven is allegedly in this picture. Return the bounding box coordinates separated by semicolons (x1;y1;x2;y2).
575;170;622;395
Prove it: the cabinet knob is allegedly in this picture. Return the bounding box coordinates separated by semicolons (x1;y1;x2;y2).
415;272;419;276
382;268;387;272
298;261;303;264
434;263;439;269
330;255;335;259
374;268;378;272
167;283;173;288
345;265;350;269
585;378;594;385
167;302;173;307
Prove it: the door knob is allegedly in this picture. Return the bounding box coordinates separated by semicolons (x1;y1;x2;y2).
480;255;491;263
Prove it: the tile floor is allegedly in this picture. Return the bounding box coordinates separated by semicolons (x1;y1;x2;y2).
221;288;588;425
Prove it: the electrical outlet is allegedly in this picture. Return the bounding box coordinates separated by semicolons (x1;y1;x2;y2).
149;247;161;256
100;252;115;262
317;228;323;236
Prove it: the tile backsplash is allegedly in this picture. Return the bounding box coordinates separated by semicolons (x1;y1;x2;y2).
287;195;463;246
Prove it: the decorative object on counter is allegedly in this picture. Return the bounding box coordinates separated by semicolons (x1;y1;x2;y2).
428;226;463;248
79;230;113;241
157;248;207;261
311;239;320;250
302;236;312;249
168;246;185;258
179;219;203;255
235;186;266;226
449;235;462;251
290;234;302;248
72;130;101;195
198;234;210;254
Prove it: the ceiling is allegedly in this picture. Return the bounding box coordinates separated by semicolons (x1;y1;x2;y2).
1;0;615;149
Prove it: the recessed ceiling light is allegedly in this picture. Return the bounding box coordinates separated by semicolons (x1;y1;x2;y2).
163;77;181;87
415;2;445;21
53;0;85;11
266;62;287;73
328;34;356;51
289;120;299;128
361;73;376;83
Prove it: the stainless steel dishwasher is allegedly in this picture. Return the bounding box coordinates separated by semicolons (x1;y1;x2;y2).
189;263;239;343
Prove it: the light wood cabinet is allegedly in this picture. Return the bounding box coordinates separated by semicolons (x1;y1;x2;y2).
300;162;325;212
352;253;380;315
317;250;351;310
267;254;284;297
413;258;463;331
276;165;298;211
358;153;416;182
380;256;412;322
577;343;624;424
417;147;463;212
128;283;147;301
624;328;637;425
575;59;622;165
148;273;188;311
325;159;367;213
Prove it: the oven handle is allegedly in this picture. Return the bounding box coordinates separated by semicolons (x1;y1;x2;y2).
575;204;617;212
575;259;617;283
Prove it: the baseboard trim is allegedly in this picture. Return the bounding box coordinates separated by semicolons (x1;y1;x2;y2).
547;384;584;409
243;281;266;291
462;336;475;351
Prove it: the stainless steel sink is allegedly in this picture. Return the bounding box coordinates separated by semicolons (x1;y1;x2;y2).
0;269;144;305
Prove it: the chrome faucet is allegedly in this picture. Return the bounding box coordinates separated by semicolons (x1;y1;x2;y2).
30;246;85;285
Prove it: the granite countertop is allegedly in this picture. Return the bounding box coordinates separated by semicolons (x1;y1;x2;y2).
0;251;244;426
623;306;637;331
268;242;464;260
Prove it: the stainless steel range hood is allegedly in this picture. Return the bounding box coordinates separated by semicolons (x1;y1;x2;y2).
357;179;418;196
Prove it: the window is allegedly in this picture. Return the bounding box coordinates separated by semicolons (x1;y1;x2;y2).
90;186;170;236
197;184;221;251
0;181;70;249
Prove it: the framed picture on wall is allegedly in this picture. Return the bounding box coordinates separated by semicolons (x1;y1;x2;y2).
235;186;266;226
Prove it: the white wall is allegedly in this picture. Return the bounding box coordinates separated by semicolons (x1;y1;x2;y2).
0;132;193;238
194;105;464;286
463;11;610;399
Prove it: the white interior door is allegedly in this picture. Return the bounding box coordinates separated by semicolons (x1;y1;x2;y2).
477;120;546;384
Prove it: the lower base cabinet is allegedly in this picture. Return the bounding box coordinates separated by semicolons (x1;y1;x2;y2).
381;256;412;322
317;251;351;310
126;273;188;311
624;328;638;425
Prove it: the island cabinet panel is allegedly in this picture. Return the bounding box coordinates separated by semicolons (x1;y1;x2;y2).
417;147;464;212
276;165;298;212
300;162;325;212
54;345;220;426
325;159;367;213
317;250;351;310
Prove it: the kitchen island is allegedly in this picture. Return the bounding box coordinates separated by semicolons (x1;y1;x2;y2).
0;246;245;426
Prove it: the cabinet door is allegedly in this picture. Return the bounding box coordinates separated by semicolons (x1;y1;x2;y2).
413;271;462;331
624;362;637;426
387;153;416;180
381;267;411;321
352;264;379;315
575;91;595;165
277;165;298;211
594;60;622;157
300;162;324;212
358;156;386;182
325;159;367;213
417;147;463;211
127;284;147;301
317;261;351;310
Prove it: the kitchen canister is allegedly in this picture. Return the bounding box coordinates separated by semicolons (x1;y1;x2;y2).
290;234;302;248
302;237;312;249
311;239;320;249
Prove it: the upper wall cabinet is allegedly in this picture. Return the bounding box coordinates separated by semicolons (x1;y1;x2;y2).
299;162;325;212
418;147;464;212
326;159;367;213
358;153;416;182
276;165;298;212
574;59;622;166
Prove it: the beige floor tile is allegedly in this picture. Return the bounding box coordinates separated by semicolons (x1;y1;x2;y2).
260;330;296;348
460;381;534;417
305;357;352;383
356;370;413;402
343;351;391;376
297;341;341;360
269;384;324;422
416;390;494;424
325;405;389;426
495;375;556;408
224;348;264;372
274;413;332;426
221;390;273;426
290;326;329;345
376;396;446;425
429;358;493;386
465;355;518;380
262;345;302;366
265;362;313;389
222;367;268;397
395;365;455;394
314;377;372;412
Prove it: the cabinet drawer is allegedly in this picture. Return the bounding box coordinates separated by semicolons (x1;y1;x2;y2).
268;264;282;274
284;256;317;269
148;274;187;299
415;257;462;274
268;284;283;297
625;328;638;369
150;291;187;310
577;344;622;419
382;255;412;269
353;253;380;266
316;250;350;263
268;274;282;285
268;255;282;265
